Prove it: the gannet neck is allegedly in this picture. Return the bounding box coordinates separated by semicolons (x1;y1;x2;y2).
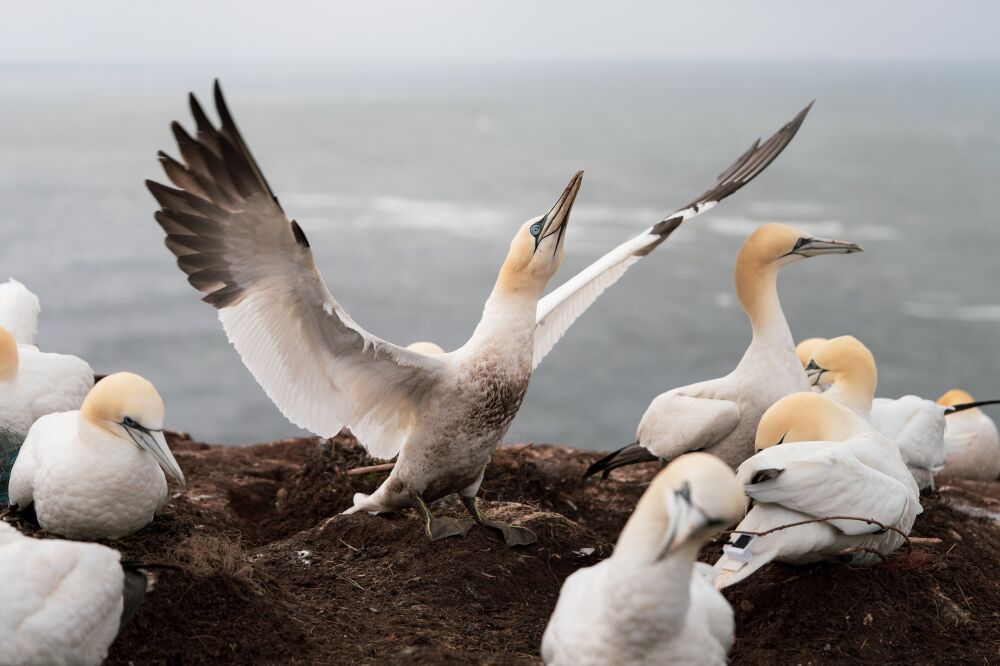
814;336;877;417
0;326;18;380
824;377;874;417
756;392;873;448
465;289;538;354
734;258;791;345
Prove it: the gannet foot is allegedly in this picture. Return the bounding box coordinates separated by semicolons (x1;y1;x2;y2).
460;495;536;547
342;492;382;516
413;494;473;541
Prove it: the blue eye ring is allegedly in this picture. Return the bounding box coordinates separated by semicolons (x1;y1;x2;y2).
530;223;543;236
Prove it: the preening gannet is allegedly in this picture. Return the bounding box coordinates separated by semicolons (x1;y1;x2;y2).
8;372;185;540
0;325;93;504
146;82;808;543
805;335;946;491
0;521;147;666
587;223;862;478
712;392;921;589
542;453;747;666
936;389;1000;481
0;278;40;346
794;337;827;391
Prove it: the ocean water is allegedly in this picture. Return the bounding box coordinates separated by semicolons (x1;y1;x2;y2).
1;61;998;447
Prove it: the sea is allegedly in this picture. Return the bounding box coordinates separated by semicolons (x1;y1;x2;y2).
1;61;998;447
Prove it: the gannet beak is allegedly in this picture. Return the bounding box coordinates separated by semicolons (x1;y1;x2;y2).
654;483;709;561
534;170;583;254
804;359;827;386
124;424;186;486
790;236;863;257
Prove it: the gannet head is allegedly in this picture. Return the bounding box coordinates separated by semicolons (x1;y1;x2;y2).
0;326;17;380
795;337;828;367
805;335;877;396
80;372;186;486
754;391;869;450
650;452;747;561
937;388;975;407
496;171;583;297
738;223;863;271
406;341;445;355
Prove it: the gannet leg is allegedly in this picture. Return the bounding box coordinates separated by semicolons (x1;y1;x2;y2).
459;495;537;547
412;494;473;541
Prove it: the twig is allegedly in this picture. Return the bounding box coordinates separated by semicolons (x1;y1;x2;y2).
909;537;943;545
723;515;912;548
346;462;396;477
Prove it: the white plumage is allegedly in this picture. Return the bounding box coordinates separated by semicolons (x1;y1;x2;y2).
8;373;185;540
936;389;1000;482
712;392;921;589
0;278;40;347
587;223;862;477
543;454;746;665
0;521;135;666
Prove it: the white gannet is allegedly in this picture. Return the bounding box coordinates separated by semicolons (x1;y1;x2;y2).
586;223;862;478
0;325;93;504
936;389;1000;482
8;372;185;540
146;82;808;543
542;453;747;666
0;278;40;347
712;392;921;589
805;335;946;491
0;521;147;666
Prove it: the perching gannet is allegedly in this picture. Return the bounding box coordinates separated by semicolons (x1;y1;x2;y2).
0;325;92;504
542;453;747;666
711;392;921;589
804;335;946;490
8;372;185;540
146;82;808;543
0;278;40;347
936;389;1000;481
0;521;147;666
586;223;862;478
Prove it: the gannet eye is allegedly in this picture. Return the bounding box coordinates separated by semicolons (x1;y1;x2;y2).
122;416;140;428
530;223;543;237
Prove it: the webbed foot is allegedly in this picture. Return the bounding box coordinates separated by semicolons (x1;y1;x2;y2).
414;493;473;541
460;495;537;547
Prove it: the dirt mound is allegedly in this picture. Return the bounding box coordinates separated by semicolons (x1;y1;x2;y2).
5;432;1000;664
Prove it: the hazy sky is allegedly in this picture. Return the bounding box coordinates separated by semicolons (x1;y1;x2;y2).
2;1;999;64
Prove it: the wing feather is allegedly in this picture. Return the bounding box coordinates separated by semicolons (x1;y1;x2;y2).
533;103;812;368
148;81;444;458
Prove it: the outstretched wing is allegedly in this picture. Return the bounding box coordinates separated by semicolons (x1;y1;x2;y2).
147;81;445;459
532;103;813;368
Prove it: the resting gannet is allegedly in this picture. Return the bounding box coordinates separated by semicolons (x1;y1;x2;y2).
804;335;946;491
542;453;746;666
0;521;147;666
794;337;828;391
8;372;185;540
0;278;40;347
0;325;92;504
936;389;1000;481
587;223;862;478
712;392;921;589
146;82;808;543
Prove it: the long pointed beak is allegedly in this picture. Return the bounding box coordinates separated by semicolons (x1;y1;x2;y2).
654;490;704;561
125;426;186;486
793;236;863;257
536;170;583;251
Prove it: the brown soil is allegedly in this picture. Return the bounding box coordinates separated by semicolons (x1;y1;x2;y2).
6;432;1000;665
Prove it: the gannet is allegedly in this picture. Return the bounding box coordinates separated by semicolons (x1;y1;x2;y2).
146;82;808;543
586;223;862;478
936;389;1000;481
542;453;747;666
805;335;946;491
8;372;185;540
0;325;93;504
794;336;828;391
0;521;147;666
712;392;921;589
0;278;40;347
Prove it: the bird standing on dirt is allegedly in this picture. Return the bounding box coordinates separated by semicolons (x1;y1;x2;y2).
8;372;186;540
148;82;807;544
0;521;147;666
542;453;747;665
712;391;921;588
586;223;863;479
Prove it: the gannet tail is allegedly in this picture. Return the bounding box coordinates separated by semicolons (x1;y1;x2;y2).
584;441;659;479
